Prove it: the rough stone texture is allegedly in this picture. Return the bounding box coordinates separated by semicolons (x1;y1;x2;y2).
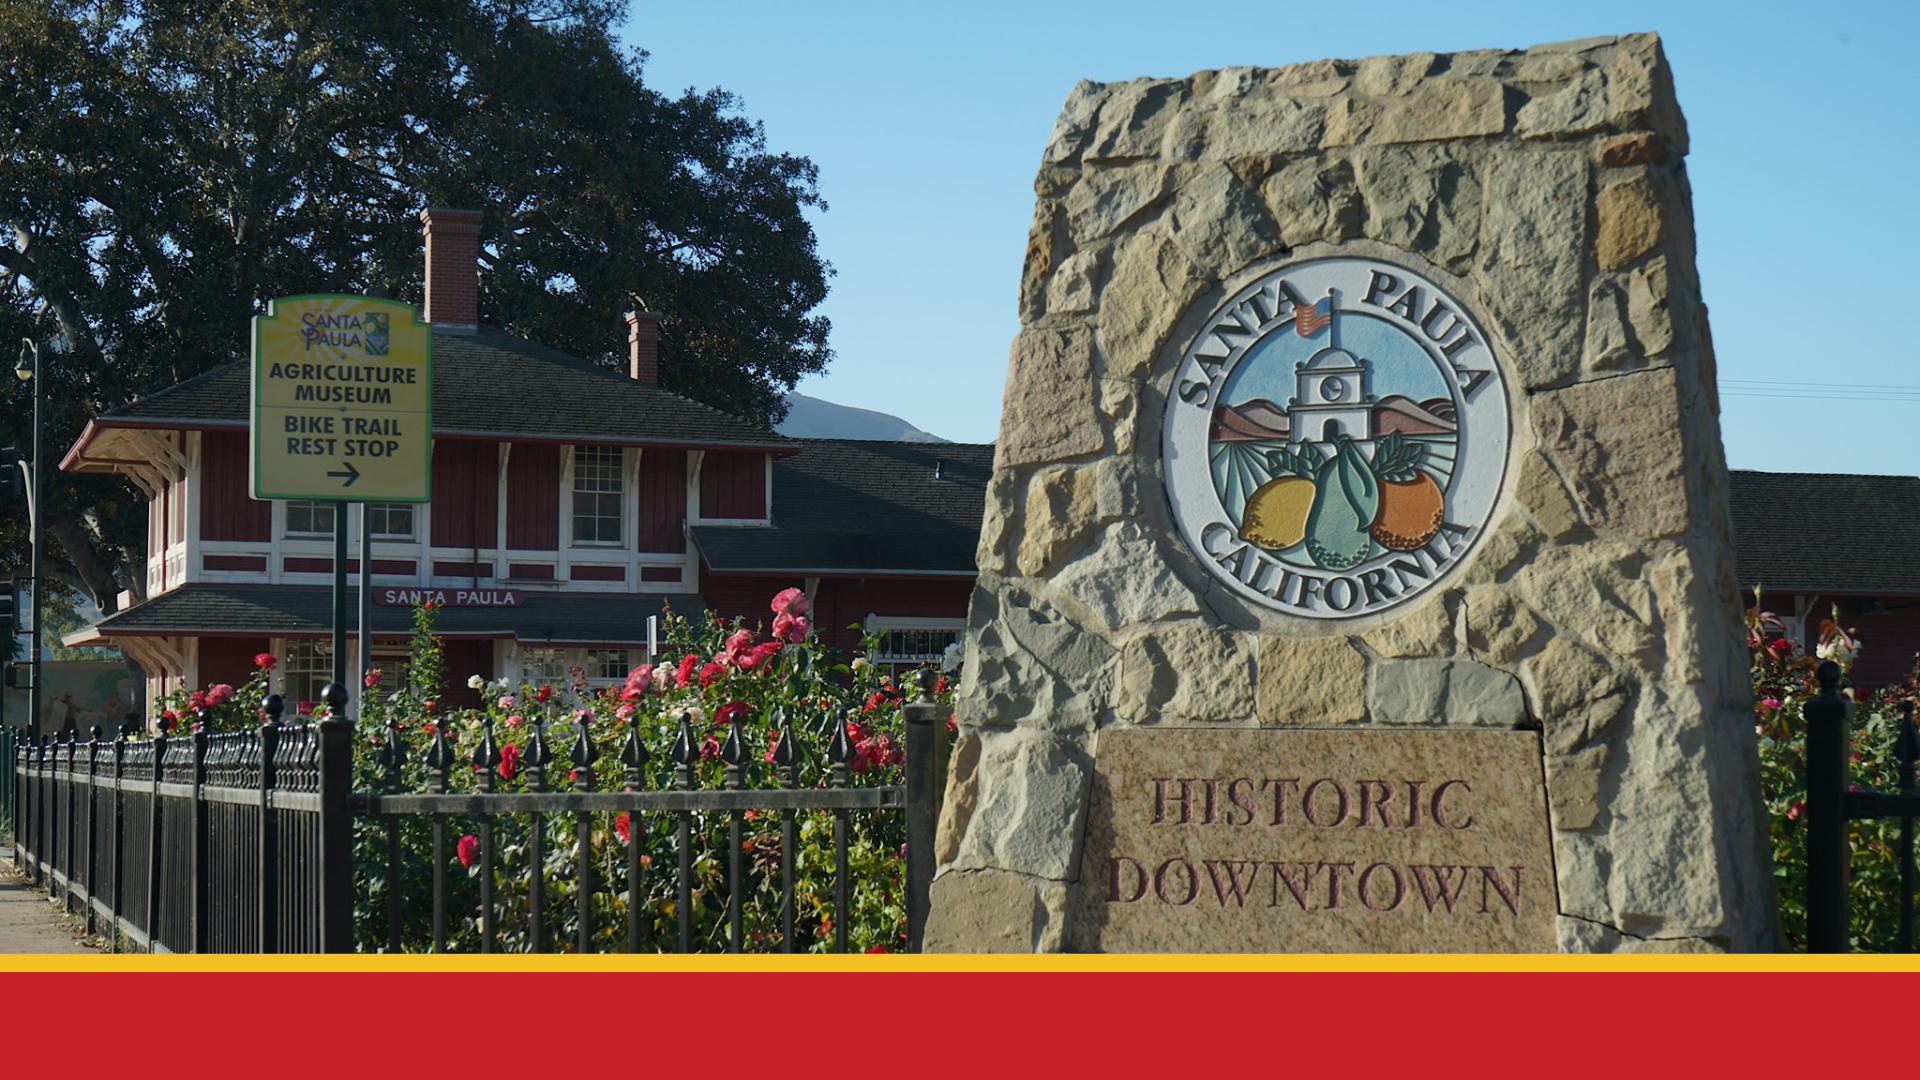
1118;622;1257;724
1073;729;1557;952
1257;637;1368;725
951;727;1092;881
1597;173;1665;270
1463;585;1544;666
996;327;1103;469
1514;449;1583;540
1369;657;1527;727
1532;368;1693;541
1477;149;1589;389
1051;521;1203;630
923;871;1045;953
935;33;1774;955
1360;593;1455;659
1164;164;1285;277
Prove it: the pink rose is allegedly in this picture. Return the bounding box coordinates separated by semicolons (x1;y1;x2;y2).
771;587;810;616
772;612;810;643
498;695;516;710
505;714;524;728
205;684;235;707
718;629;756;668
622;664;654;701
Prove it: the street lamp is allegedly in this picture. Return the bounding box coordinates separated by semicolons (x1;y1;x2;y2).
15;339;42;738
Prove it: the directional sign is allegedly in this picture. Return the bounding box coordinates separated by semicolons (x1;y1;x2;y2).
251;295;432;503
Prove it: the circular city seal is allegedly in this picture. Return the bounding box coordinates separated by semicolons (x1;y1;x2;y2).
1162;256;1511;620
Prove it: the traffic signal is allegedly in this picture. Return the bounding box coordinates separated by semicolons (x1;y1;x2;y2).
0;447;20;498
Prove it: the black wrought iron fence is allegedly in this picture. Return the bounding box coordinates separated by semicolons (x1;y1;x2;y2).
7;672;947;954
1804;660;1919;953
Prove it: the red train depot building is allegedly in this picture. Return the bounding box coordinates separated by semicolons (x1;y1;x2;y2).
58;210;986;714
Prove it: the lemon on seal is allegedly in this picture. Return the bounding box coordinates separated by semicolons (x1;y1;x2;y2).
1240;475;1316;550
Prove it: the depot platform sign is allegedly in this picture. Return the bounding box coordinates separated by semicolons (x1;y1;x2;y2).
251;295;432;503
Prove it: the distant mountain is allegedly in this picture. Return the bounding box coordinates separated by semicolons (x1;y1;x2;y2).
1212;399;1291;441
1372;395;1458;436
777;393;948;442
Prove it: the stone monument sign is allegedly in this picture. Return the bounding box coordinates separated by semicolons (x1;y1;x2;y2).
927;34;1776;953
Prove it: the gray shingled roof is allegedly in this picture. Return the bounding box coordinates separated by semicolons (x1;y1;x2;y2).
693;439;992;575
101;327;790;449
81;583;705;646
1730;470;1920;593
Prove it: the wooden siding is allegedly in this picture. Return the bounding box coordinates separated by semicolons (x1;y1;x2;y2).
431;440;500;550
200;430;270;542
700;452;766;520
505;442;560;550
638;448;688;553
200;636;270;692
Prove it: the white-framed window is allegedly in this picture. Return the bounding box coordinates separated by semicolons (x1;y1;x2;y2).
588;649;631;681
283;639;333;714
285;501;415;540
571;445;624;546
864;616;965;666
522;647;569;683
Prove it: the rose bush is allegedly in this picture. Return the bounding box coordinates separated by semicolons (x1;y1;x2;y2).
1751;592;1918;952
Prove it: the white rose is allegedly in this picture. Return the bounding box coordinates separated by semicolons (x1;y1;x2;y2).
940;641;965;673
851;657;871;671
467;674;485;690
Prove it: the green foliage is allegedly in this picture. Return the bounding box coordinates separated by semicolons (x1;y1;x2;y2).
1751;596;1918;952
0;0;832;609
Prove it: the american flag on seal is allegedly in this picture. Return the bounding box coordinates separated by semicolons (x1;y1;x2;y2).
1294;296;1333;338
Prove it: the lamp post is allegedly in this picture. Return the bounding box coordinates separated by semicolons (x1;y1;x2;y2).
15;339;42;738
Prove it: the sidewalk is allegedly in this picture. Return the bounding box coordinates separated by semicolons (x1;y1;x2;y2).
0;844;104;954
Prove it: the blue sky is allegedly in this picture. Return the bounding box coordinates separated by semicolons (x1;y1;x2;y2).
623;0;1917;472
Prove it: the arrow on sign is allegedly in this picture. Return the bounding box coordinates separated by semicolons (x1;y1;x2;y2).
326;461;361;487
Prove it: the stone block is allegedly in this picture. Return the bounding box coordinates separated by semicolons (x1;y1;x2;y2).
1521;634;1629;757
1256;637;1368;725
1162;98;1327;161
1352;51;1437;97
1369;77;1507;144
1607;34;1688;153
1087;78;1189;161
1360;592;1456;659
1626;255;1673;356
1544;743;1609;830
923;870;1043;953
1515;67;1609;139
1583;275;1635;372
1117;621;1257;724
1260;156;1362;248
1353;143;1483;269
935;732;982;866
1599;133;1667;167
1463;585;1544;666
1042;79;1106;165
1513;449;1583;540
1368;657;1526;727
1051;520;1202;630
1073;728;1557;952
952;728;1091;881
1164;163;1286;277
1044;248;1101;315
996;327;1104;470
975;470;1017;574
1532;367;1692;541
958;581;1117;732
1017;466;1097;577
1596;173;1664;270
1066;163;1175;244
1477;149;1589;388
1098;232;1210;382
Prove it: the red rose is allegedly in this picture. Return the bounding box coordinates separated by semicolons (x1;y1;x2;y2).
676;653;700;688
1787;800;1807;821
498;743;522;781
698;663;725;688
535;685;553;704
615;812;643;844
1767;638;1794;659
716;701;751;727
864;944;889;954
253;653;277;670
457;835;479;867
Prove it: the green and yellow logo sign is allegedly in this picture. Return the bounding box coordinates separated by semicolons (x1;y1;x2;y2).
250;295;432;503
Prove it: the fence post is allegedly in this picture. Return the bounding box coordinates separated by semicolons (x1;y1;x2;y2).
902;667;947;953
189;726;210;954
1897;701;1917;955
1805;660;1851;953
259;695;284;954
316;683;354;953
83;726;99;933
110;735;123;954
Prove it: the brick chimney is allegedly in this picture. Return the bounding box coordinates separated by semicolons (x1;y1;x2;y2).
626;309;663;384
421;208;482;332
